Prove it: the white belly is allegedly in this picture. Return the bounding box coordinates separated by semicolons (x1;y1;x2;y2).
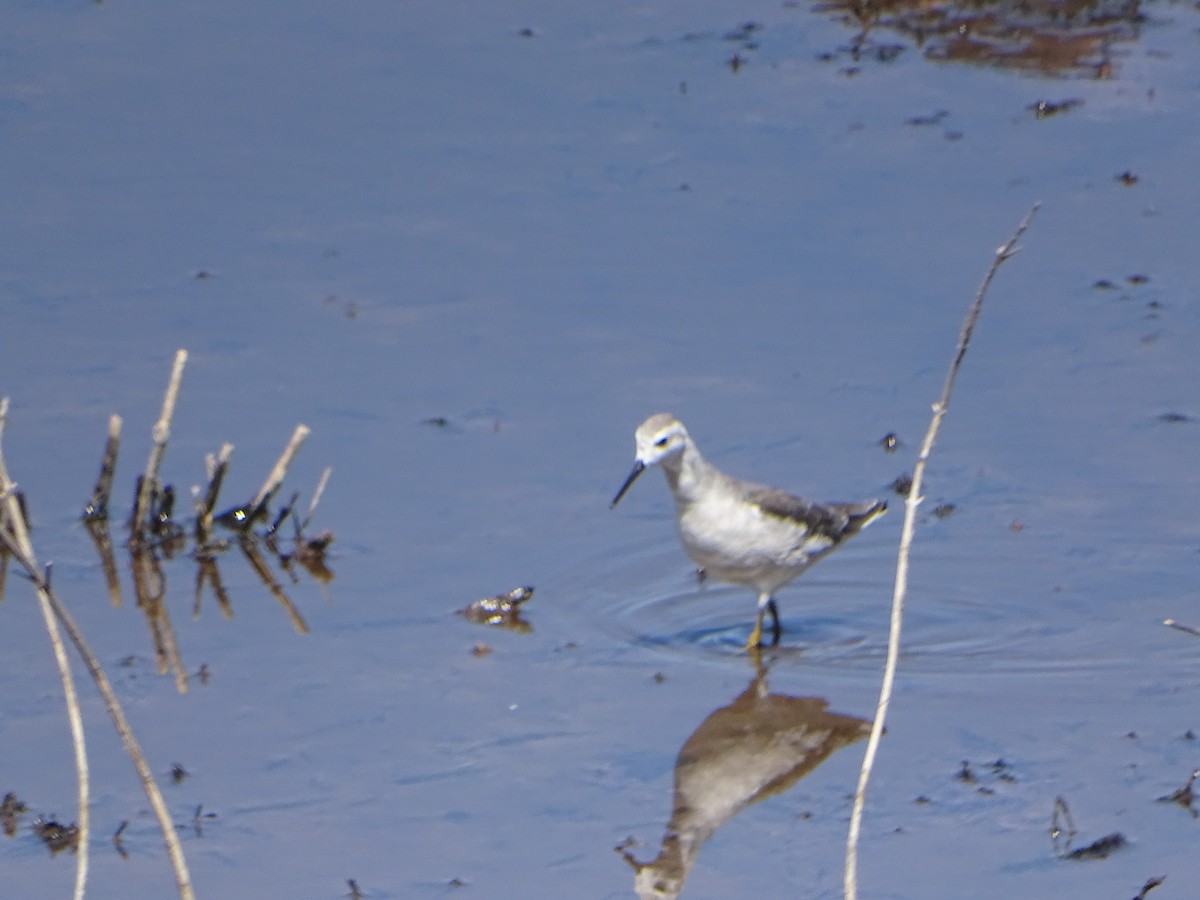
676;493;833;593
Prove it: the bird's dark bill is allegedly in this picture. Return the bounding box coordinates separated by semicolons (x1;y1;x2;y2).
610;461;646;508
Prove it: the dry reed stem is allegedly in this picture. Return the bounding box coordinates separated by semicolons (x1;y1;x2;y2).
302;466;333;530
133;350;187;539
0;397;90;900
249;424;310;517
194;442;234;549
0;396;194;899
84;414;123;521
844;204;1039;899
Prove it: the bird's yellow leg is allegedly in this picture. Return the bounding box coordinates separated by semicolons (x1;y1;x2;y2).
745;608;765;650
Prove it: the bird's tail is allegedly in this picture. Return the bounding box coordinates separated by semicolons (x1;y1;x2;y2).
841;498;887;534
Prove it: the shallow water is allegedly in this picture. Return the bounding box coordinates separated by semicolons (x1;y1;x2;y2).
2;1;1199;897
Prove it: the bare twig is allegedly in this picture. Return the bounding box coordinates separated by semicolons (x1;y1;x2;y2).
84;414;122;522
132;350;187;541
0;398;90;900
845;205;1039;899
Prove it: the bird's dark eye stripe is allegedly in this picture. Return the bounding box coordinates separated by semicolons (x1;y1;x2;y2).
654;437;669;447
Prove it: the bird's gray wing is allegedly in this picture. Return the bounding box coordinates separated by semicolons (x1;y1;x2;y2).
745;486;848;538
748;489;886;541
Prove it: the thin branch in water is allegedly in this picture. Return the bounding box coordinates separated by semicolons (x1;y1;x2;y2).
83;414;123;522
132;349;188;543
29;566;193;896
844;204;1039;900
0;396;90;900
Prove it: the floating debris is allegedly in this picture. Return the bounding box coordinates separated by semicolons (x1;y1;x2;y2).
191;803;217;837
1065;831;1127;860
723;21;762;43
1051;795;1126;860
1;792;27;837
32;817;80;855
932;503;956;519
1115;170;1140;186
1157;412;1191;424
1029;98;1083;119
890;473;913;497
1156;769;1198;817
170;763;189;785
1133;875;1166;900
471;642;493;658
1127;273;1150;285
905;111;949;127
458;586;534;633
112;820;129;858
878;432;901;452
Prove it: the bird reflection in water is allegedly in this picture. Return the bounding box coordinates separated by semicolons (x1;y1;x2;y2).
620;659;870;899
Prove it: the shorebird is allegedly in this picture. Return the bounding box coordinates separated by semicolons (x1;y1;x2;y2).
611;413;886;649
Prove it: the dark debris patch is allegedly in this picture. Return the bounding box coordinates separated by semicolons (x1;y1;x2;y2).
932;503;956;520
906;110;949;127
1;792;27;837
1115;170;1140;186
1051;795;1126;861
956;758;1017;791
1156;769;1199;817
1064;831;1127;860
1132;875;1166;900
32;817;80;855
1029;98;1083;119
878;432;900;453
1158;412;1192;424
890;473;913;497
